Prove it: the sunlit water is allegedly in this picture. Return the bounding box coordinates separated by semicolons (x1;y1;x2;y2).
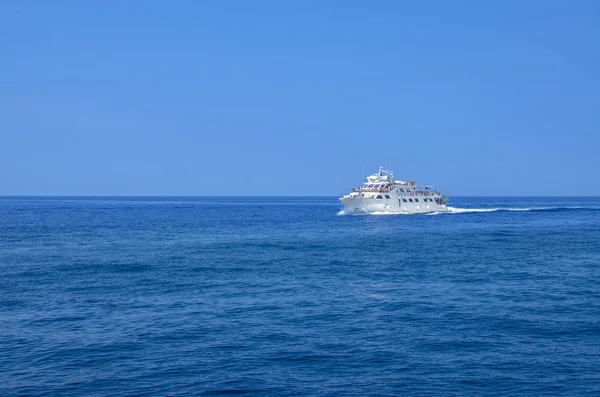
1;196;599;396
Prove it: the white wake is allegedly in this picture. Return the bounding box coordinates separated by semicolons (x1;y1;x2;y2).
445;206;544;214
337;205;593;216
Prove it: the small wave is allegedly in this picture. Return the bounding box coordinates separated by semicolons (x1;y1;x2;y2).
337;209;372;216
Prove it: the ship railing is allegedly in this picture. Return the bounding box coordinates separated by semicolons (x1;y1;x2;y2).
353;187;393;193
352;187;440;196
408;190;441;196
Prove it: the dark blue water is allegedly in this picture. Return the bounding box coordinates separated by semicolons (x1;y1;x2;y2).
1;196;599;396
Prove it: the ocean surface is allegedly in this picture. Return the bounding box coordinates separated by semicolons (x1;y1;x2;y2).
1;196;599;396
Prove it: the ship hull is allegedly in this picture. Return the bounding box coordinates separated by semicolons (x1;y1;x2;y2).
339;196;448;214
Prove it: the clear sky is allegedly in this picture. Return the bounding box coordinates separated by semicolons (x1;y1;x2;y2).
1;1;599;196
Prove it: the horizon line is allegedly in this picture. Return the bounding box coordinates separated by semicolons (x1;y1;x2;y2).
1;195;599;198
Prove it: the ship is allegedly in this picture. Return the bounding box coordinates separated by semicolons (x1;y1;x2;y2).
339;166;449;214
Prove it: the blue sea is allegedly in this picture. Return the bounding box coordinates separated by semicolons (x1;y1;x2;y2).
1;196;599;396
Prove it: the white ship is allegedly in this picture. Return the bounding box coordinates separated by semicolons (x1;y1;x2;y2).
339;166;449;214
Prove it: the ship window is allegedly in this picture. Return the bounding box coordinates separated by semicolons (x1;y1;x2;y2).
415;199;419;202
402;199;407;202
409;199;413;202
376;195;383;199
385;195;390;199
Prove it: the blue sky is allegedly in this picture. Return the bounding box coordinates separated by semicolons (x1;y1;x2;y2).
1;1;599;196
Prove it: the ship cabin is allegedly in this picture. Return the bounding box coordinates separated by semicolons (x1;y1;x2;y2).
352;180;440;197
349;166;441;203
